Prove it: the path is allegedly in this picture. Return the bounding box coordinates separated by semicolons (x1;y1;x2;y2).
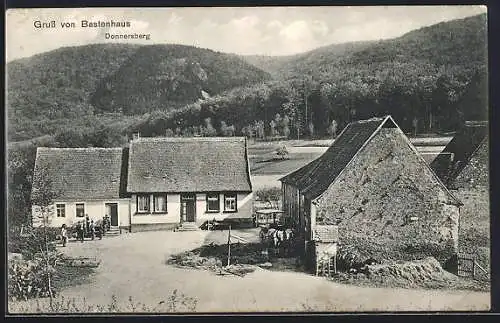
11;230;490;312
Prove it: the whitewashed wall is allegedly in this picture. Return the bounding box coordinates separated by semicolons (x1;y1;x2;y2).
32;199;130;228
130;193;180;225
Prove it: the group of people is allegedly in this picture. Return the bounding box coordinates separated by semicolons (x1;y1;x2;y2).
60;214;112;246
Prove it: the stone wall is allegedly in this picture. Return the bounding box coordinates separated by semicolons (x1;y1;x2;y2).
454;187;490;272
314;128;460;265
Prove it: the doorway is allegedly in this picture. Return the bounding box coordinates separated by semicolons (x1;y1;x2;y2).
180;194;196;222
105;203;119;226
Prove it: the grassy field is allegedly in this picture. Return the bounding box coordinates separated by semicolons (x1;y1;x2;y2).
248;138;448;189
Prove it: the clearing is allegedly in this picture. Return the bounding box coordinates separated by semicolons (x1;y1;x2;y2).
9;230;490;313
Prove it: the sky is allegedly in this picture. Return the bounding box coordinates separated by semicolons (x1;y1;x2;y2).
6;6;487;62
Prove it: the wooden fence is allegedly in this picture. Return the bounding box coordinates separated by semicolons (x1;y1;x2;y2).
457;254;489;280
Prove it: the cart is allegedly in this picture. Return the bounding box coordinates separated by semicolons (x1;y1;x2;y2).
255;209;285;228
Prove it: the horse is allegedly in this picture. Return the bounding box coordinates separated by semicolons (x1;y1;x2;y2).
259;226;295;257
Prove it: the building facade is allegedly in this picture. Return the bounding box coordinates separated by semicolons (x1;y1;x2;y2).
31;137;253;232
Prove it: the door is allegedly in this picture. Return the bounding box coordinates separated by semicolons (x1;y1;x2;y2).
180;194;196;222
106;203;119;226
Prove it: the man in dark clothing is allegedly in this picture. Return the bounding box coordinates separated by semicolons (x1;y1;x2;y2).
105;215;110;231
90;220;96;240
77;221;84;242
85;215;90;236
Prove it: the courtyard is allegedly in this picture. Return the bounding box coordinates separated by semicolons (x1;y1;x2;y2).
9;229;490;313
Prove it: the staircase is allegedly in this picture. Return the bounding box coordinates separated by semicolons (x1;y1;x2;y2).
104;227;121;237
176;222;200;232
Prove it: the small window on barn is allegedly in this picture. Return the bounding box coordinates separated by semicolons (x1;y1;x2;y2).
153;194;167;213
56;204;66;218
224;193;237;212
75;204;84;218
206;193;220;213
137;195;150;213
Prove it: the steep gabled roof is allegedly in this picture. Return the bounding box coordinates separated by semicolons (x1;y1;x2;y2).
430;121;488;186
127;137;252;193
32;147;126;200
280;116;461;205
280;116;389;199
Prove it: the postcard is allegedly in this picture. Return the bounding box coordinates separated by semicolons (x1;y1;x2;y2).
6;6;490;314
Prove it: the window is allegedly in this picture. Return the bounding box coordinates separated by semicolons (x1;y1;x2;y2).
56;204;66;217
137;195;150;213
224;193;237;212
153;194;167;213
206;193;220;212
76;203;84;217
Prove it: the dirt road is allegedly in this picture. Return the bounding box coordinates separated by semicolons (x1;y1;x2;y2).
10;230;490;313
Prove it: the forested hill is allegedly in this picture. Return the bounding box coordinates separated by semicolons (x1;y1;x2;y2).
242;14;487;79
90;44;272;115
7;13;487;143
241;40;376;77
134;13;486;140
7;44;271;141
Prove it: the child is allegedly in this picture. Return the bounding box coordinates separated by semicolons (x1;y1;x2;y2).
61;224;68;247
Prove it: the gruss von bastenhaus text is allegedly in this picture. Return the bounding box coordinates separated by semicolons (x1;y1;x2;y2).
81;20;131;27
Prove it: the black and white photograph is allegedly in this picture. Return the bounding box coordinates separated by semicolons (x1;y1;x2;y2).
6;5;490;313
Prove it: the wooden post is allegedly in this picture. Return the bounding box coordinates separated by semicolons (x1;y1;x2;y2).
472;258;476;279
334;253;337;274
227;224;231;267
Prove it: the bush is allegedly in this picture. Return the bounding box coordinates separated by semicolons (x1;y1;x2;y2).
8;255;59;301
9;227;58;260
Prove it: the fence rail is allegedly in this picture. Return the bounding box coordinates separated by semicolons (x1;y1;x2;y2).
457;254;489;280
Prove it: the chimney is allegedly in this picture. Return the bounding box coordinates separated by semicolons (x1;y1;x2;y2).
132;132;140;141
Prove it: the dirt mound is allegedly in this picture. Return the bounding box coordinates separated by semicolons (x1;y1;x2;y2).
363;257;457;285
333;257;489;291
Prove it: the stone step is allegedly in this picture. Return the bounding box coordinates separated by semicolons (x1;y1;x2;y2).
176;223;200;231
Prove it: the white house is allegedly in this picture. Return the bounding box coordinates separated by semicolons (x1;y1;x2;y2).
126;137;253;232
31;137;253;232
31;147;130;229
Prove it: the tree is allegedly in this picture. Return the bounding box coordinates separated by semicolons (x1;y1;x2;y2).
412;117;419;136
274;114;282;136
269;120;277;137
203;118;217;137
281;115;291;138
254;120;265;140
308;122;315;138
30;166;60;306
327;119;338;138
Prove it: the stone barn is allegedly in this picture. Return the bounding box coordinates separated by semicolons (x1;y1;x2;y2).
279;116;463;270
430;121;489;190
430;121;489;272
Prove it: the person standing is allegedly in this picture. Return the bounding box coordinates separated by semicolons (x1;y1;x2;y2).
85;215;90;237
78;221;84;243
90;220;96;240
101;216;106;236
105;215;110;231
61;224;68;247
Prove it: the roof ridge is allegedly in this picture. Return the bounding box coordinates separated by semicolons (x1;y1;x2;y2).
37;147;123;150
349;115;389;124
131;136;246;142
